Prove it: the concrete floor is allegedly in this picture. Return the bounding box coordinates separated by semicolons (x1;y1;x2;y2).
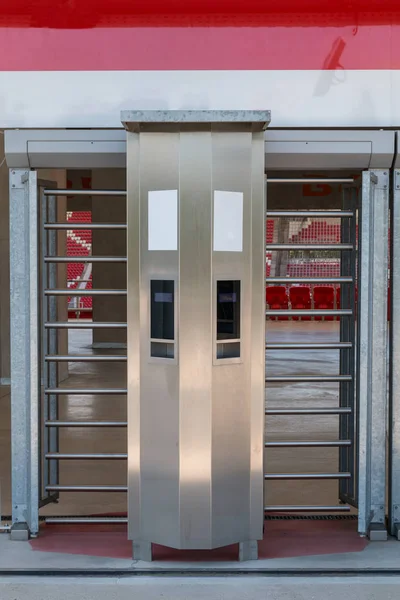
1;575;400;600
0;321;350;518
2;575;400;600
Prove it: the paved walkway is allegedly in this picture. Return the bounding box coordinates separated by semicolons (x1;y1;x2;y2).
0;575;398;600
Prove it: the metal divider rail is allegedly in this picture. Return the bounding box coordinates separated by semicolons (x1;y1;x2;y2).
264;181;357;515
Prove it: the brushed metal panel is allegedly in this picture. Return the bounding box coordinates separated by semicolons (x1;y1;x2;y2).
179;131;213;548
127;133;140;541
249;132;266;540
139;132;180;548
211;130;253;547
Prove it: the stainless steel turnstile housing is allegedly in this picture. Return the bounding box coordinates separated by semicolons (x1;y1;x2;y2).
122;111;269;560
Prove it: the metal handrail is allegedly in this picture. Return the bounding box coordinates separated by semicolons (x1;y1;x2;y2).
266;309;352;317
46;485;128;492
264;440;351;448
266;244;353;251
266;342;352;350
266;210;354;218
46;256;127;262
45;223;127;230
264;505;351;512
264;473;351;480
45;322;127;329
45;289;126;296
45;421;127;427
265;408;351;415
45;189;126;196
46;453;127;460
44;388;127;395
45;355;127;362
265;375;352;383
266;277;353;284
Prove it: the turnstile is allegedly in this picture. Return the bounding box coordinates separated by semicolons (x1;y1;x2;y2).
7;119;390;553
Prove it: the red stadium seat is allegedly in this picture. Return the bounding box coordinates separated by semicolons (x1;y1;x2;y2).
313;286;334;321
266;286;289;321
289;286;311;321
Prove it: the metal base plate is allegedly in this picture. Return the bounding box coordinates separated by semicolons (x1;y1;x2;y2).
368;523;388;542
10;523;29;541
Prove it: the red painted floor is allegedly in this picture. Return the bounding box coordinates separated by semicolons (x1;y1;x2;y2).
29;519;368;561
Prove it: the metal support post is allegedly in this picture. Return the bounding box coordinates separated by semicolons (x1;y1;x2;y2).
358;170;389;540
389;169;400;538
339;187;357;506
41;190;59;504
9;169;40;539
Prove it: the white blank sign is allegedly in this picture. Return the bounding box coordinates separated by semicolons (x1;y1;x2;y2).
213;190;243;252
148;189;178;251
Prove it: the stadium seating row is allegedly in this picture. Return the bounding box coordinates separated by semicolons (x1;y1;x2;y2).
266;285;356;321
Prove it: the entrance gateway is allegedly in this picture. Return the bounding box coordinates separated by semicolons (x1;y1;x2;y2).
6;112;394;560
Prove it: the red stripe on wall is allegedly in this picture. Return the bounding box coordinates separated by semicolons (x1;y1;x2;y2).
0;25;399;71
4;0;400;23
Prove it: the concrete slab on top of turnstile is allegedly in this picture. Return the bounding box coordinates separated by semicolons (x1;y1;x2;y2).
121;110;271;132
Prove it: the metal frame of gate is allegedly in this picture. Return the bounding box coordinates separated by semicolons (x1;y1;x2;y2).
390;167;400;539
9;163;389;541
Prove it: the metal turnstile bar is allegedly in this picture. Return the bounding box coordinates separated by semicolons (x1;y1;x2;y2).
266;244;353;251
44;189;127;197
45;517;128;524
45;322;127;329
44;223;127;230
45;355;127;362
44;388;127;395
46;453;127;460
266;211;354;218
264;473;351;480
265;375;352;383
266;408;352;415
265;440;351;447
266;277;353;284
264;505;351;512
46;485;128;492
267;179;354;185
45;257;127;263
266;309;352;317
266;343;352;350
45;289;127;296
45;421;127;427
